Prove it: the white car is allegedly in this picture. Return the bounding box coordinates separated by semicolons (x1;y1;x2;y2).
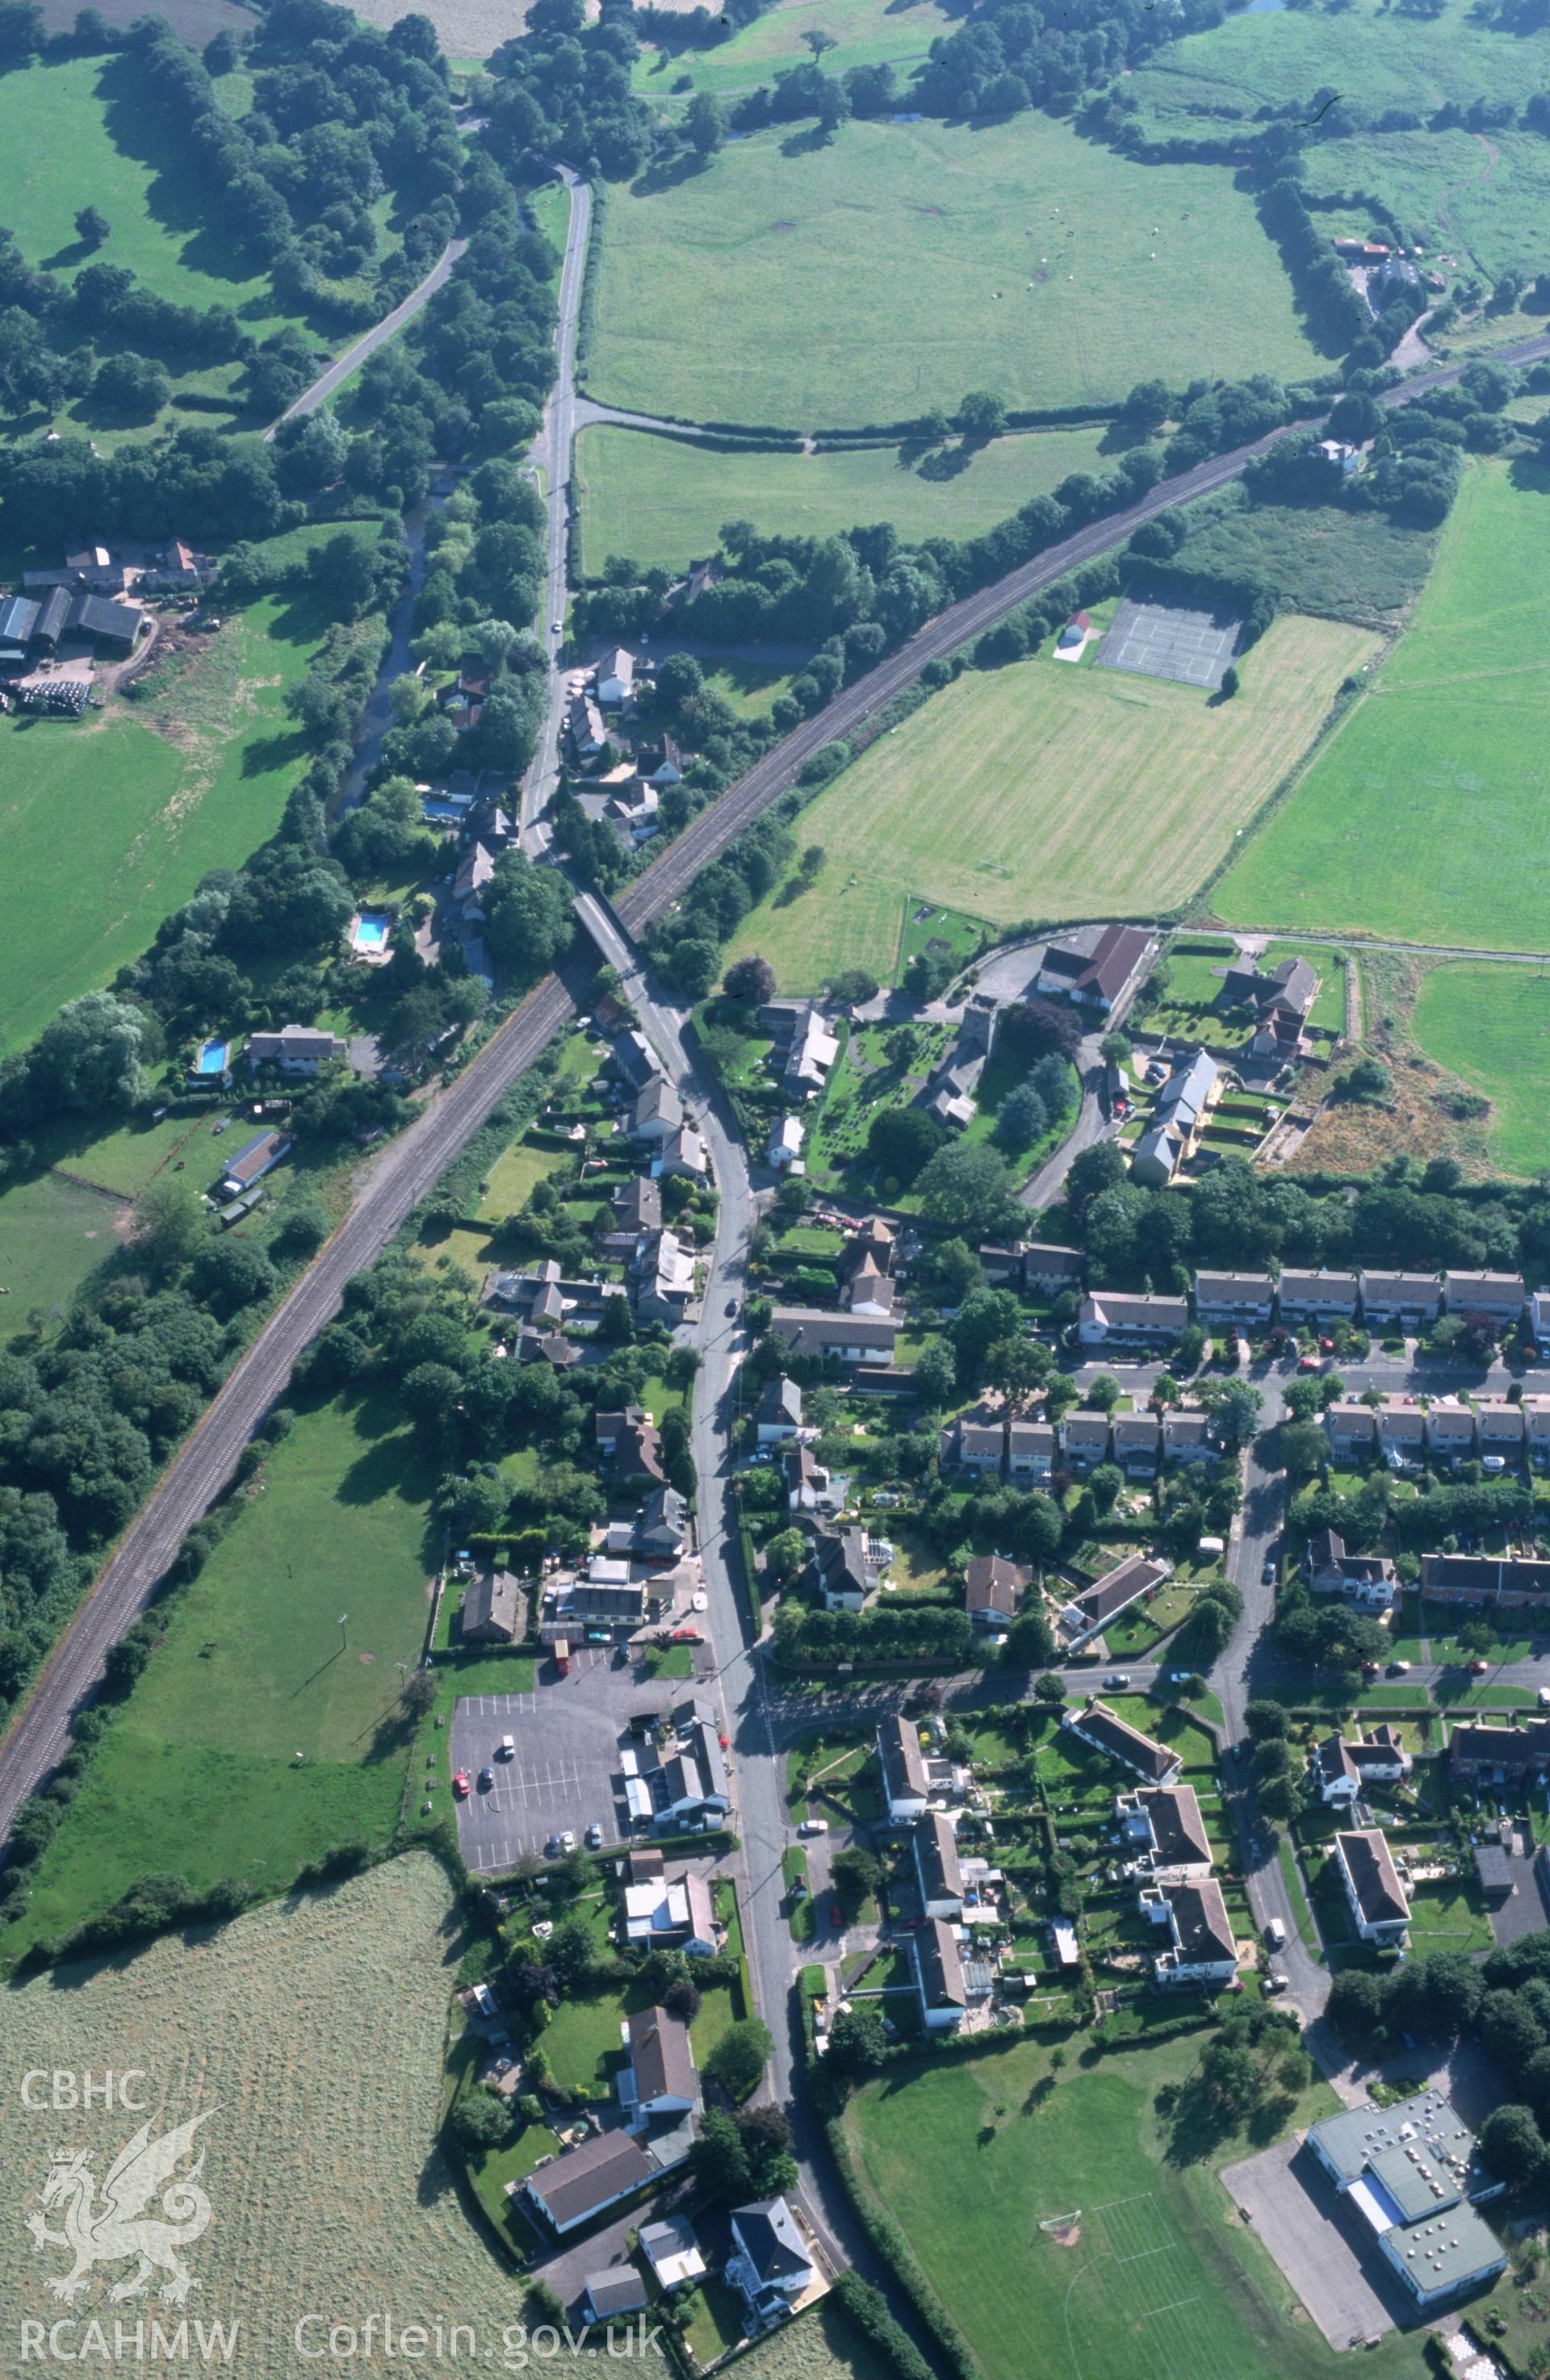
559;1830;576;1855
691;1592;709;1612
498;1734;515;1759
1538;1688;1550;1709
799;1817;830;1837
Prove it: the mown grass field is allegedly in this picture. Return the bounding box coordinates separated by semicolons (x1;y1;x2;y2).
635;0;949;98
0;1855;529;2360
840;2032;1425;2380
576;421;1121;575
6;1388;438;1955
721;612;1378;992
0;588;332;1055
1412;962;1550;1177
1216;460;1550;949
588;115;1330;429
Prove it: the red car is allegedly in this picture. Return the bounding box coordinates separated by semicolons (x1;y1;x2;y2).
1298;1355;1322;1372
452;1771;471;1798
830;1906;843;1926
1470;1658;1490;1675
672;1629;702;1644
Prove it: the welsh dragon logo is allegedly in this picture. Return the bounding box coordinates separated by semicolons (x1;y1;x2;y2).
25;2106;215;2305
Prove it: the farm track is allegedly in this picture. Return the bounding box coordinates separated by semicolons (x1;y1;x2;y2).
262;236;469;438
2;238;1546;1843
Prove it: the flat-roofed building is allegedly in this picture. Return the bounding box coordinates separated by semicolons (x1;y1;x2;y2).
1306;2091;1506;2313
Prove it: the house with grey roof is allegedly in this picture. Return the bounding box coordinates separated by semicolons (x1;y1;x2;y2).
1056;1556;1169;1655
1335;1826;1410;1946
1062;1695;1181;1784
1443;1270;1525;1321
1359;1271;1442;1329
1278;1268;1359;1324
1192;1270;1275;1326
913;1810;965;1920
878;1715;930;1821
1078;1291;1189;1348
726;2198;815;2331
1116;1784;1213;1881
1112;1413;1161;1476
1007;1420;1055;1481
1140;1876;1237;1988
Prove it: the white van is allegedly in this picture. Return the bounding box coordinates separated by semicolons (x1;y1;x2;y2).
1265;1918;1287;1950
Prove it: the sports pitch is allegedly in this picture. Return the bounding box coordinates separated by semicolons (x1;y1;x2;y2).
1216;459;1550;950
1096;588;1242;692
719;612;1378;993
588;114;1330;429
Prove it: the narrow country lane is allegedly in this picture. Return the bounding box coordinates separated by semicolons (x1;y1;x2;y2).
522;166;591;849
262;235;469;440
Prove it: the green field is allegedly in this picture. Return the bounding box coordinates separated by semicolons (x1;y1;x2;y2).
588;115;1330;429
7;1387;438;1955
576;420;1122;575
1171;483;1442;628
721;611;1378;992
1216;460;1550;950
841;2032;1427;2380
1412;963;1550;1176
0;592;331;1054
1130;0;1550;278
635;0;949;97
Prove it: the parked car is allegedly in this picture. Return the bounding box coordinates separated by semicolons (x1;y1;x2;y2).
725;1299;739;1318
559;1830;577;1853
800;1817;830;1837
1263;1559;1277;1585
1470;1658;1490;1675
497;1735;515;1759
453;1771;471;1798
585;1823;603;1848
1537;1687;1550;1709
1266;1971;1289;1994
1104;1671;1132;1688
1389;1660;1411;1675
543;1834;562;1857
1297;1354;1322;1373
1265;1918;1287;1948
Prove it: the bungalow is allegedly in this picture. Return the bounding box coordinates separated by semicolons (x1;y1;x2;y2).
913;1810;965;1919
940;1416;1004;1475
1422;1553;1550;1606
1077;1292;1189;1349
1162;1412;1213;1466
770;1308;897;1367
216;1128;291;1199
1477;1402;1526;1467
1324;1403;1378;1462
460;1570;522;1645
1023;1243;1084;1294
1307;1528;1397;1611
766;1115;805;1173
631;1078;684;1144
1112;1413;1162;1476
726;2198;815;2332
1192;1271;1275;1328
1116;1784;1213;1882
963;1553;1029;1632
810;1525;875;1613
658;1125;709;1183
756;1378;806;1446
878;1715;931;1822
624;2003;700;2123
782;1444;843;1515
622;1872;717;1955
1057;1555;1170;1656
1141;1876;1238;1989
1376;1404;1426;1466
1310;1725;1412;1805
1359;1271;1443;1329
1451;1717;1550;1782
1037;922;1151;1014
1007;1420;1055;1483
912;1914;972;2031
597;648;636;705
522;2129;656;2236
1060;1411;1112;1468
1062;1695;1181;1784
1334;1826;1410;1947
1443;1270;1526;1322
1277;1269;1360;1326
1426;1400;1477;1462
245;1025;347;1076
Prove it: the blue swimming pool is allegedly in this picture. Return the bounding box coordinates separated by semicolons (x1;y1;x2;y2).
353;913;391;950
195;1039;229;1075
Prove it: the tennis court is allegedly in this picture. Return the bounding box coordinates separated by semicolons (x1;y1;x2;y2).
1095;587;1243;691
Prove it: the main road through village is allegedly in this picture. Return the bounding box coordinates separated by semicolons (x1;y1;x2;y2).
6;169;1550;2234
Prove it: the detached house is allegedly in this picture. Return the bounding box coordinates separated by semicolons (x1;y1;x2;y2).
1062;1696;1182;1785
1307;1529;1397;1610
1334;1827;1410;1947
1116;1784;1213;1881
809;1525;877;1613
1141;1877;1238;1989
246;1024;347;1076
771;1309;897;1368
756;1378;806;1446
1311;1726;1412;1805
1078;1292;1188;1349
963;1554;1028;1633
726;2199;815;2332
1007;1420;1055;1482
